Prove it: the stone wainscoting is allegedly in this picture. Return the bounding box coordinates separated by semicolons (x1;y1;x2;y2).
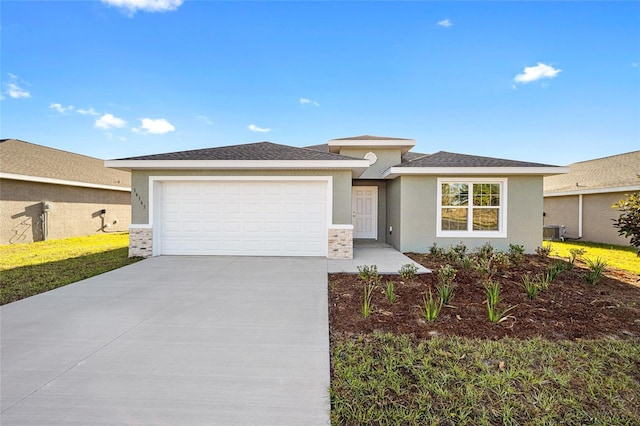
129;226;153;258
328;226;353;259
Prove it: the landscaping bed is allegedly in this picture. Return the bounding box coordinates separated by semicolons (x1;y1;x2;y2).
329;253;640;341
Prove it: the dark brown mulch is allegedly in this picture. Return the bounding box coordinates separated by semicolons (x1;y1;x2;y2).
329;254;640;341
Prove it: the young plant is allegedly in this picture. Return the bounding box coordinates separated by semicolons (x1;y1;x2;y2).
522;274;540;300
492;252;512;274
485;280;516;323
361;275;379;318
422;289;442;322
436;264;457;304
385;280;396;304
357;264;378;282
567;248;586;269
536;244;553;258
508;244;526;266
475;242;496;261
429;242;445;257
546;260;565;282
398;263;419;281
473;257;497;281
584;257;608;285
459;255;474;270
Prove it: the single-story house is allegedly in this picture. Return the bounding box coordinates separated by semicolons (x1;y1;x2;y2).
0;139;132;245
543;151;640;246
105;135;567;259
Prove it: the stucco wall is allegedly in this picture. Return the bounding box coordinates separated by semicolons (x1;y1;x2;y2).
340;148;401;179
130;169;353;226
352;180;387;242
395;175;544;253
544;192;633;246
386;178;402;248
1;179;131;245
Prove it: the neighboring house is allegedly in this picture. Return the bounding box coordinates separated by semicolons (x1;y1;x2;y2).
106;135;566;259
543;151;640;246
0;139;132;245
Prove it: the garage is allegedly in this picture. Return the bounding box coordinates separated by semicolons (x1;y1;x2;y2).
156;179;329;256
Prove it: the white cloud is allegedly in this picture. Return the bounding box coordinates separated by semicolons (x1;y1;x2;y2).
49;103;74;114
4;74;31;99
632;62;638;68
513;62;562;84
248;124;271;133
437;19;452;28
300;97;319;107
133;118;175;134
196;115;213;125
77;106;100;116
95;113;127;129
101;0;184;15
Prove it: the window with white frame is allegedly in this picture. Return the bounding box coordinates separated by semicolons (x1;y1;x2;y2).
436;178;507;238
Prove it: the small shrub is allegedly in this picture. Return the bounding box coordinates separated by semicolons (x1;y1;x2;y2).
398;263;419;281
475;242;496;261
436;265;457;304
385;281;396;304
473;257;497;281
536;244;553;257
584;257;608;285
357;264;378;282
567;248;586;269
522;274;540;300
492;252;512;274
422;290;441;322
508;244;526;266
459;255;474;270
429;242;445;257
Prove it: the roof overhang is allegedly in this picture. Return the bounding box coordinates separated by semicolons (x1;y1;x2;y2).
544;185;640;197
328;138;416;154
105;159;371;178
383;166;569;179
0;172;131;192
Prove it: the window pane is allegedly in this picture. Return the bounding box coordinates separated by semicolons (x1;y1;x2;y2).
441;183;468;206
473;208;499;231
442;208;468;231
473;183;500;206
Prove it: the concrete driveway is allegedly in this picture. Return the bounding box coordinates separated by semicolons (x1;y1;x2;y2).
1;256;330;425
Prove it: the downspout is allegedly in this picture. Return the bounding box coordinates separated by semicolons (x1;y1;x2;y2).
578;194;583;239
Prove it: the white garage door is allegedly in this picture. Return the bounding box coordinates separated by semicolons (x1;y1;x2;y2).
158;180;328;256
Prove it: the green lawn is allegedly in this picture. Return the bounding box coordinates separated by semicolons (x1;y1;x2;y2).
548;240;640;274
331;333;640;425
0;233;142;305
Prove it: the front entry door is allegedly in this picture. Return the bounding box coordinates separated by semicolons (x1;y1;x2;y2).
352;186;378;239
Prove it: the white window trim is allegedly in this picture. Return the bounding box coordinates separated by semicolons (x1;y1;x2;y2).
436;177;508;238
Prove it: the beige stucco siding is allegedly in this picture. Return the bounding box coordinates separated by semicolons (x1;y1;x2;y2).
340;148;401;179
394;175;544;253
1;179;131;245
130;169;353;225
544;192;633;246
386;178;402;248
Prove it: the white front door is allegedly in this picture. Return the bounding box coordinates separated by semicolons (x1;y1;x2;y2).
352;186;377;239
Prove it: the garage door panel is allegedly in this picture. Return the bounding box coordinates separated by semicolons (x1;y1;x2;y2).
159;180;327;256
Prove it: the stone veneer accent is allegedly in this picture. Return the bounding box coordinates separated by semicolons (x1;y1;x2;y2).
328;227;353;259
129;226;153;258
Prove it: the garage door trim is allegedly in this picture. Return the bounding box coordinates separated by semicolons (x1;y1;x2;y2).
149;176;333;256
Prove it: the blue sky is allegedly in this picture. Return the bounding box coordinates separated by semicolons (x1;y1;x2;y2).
2;1;638;164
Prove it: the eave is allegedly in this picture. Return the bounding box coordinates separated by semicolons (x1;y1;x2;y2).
382;166;570;179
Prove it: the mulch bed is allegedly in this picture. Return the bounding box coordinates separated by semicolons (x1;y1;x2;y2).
329;254;640;341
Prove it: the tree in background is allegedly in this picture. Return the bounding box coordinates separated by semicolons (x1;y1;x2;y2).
612;177;640;256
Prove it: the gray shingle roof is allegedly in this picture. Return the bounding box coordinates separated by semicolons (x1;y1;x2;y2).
0;139;131;188
117;142;358;161
331;135;413;141
544;151;640;194
397;151;557;168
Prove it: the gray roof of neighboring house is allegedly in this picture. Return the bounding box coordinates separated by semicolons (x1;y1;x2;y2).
0;139;131;188
398;151;556;168
544;151;640;194
117;141;359;161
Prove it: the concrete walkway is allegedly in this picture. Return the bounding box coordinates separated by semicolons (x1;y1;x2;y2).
328;244;431;274
1;256;330;425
